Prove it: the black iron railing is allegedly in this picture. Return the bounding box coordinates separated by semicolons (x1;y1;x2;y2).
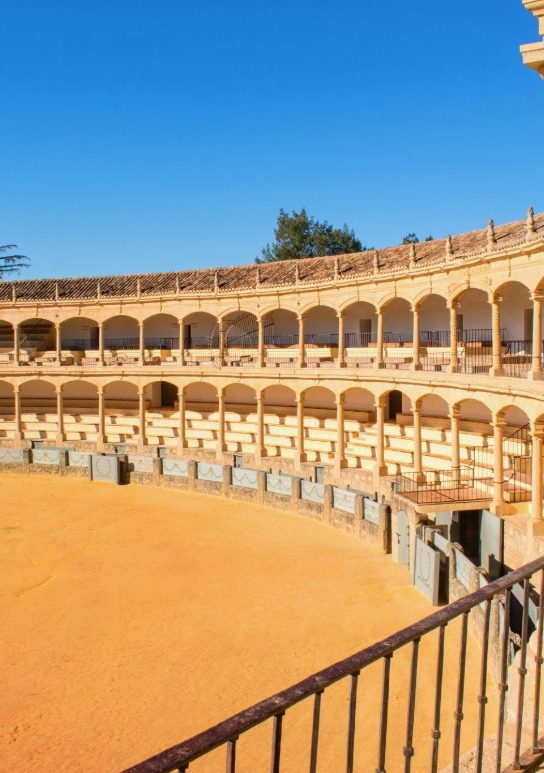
466;424;532;503
501;340;533;377
123;556;544;773
393;467;493;504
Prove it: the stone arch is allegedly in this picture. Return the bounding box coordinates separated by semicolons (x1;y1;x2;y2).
262;308;299;349
0;319;14;356
18;318;56;356
61;380;98;410
221;310;259;352
102;315;139;349
0;381;15;437
417;293;450;346
494;280;533;342
342;301;378;347
19;379;57;410
183;312;218;349
381;299;413;356
378;387;412;422
60;317;100;351
143;313;179;349
415;393;450;421
302;304;338;345
450;288;491;344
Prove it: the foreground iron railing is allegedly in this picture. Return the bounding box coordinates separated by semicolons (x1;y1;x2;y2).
124;557;544;773
393;467;494;504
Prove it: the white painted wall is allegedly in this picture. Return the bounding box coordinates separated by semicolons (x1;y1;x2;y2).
500;283;532;340
383;299;412;336
145;315;178;338
103;316;138;338
419;296;449;332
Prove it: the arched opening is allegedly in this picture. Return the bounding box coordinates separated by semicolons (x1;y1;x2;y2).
221;311;259;366
19;318;56;364
496;282;533;377
342;387;376;469
378;389;413;475
301;386;336;464
262;385;297;458
143;314;179;362
183;313;219;367
184;382;218;451
60;317;99;363
62;381;99;443
453;289;492;374
142;380;179;447
418;295;450;371
223;384;257;454
303;306;338;368
20;380;57;441
0;320;15;365
103;381;139;445
343;302;377;367
382;299;413;369
103;315;139;352
263;310;299;368
0;381;14;439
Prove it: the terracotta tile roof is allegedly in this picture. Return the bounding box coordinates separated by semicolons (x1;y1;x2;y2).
0;212;542;303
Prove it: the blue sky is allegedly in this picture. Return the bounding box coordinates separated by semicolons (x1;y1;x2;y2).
1;0;543;279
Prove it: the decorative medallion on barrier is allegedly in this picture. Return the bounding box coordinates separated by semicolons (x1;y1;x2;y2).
332;487;357;514
68;451;90;468
162;458;188;477
363;498;380;525
231;467;258;489
128;454;154;474
413;537;440;604
91;454;121;484
32;448;60;465
300;480;325;504
454;548;472;590
0;448;24;464
265;473;292;496
196;462;223;482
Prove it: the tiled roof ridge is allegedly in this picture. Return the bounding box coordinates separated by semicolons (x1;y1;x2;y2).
0;210;542;302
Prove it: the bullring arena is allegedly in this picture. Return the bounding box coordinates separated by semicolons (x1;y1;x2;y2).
2;3;544;771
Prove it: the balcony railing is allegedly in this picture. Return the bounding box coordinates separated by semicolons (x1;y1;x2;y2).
393;467;493;505
123;555;544;773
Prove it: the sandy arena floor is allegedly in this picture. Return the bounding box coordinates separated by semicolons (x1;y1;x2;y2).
0;473;495;772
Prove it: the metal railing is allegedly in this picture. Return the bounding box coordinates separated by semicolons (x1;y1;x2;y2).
466;424;533;503
393;467;493;504
501;340;533;378
124;556;544;773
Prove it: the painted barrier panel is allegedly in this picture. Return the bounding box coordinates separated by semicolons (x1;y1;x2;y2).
300;480;325;504
162;458;188;477
68;450;91;468
32;448;61;465
332;487;357;514
431;531;450;554
413;537;440;605
364;498;380;525
231;467;258;490
197;462;223;482
0;447;24;464
128;454;154;474
454;549;472;590
265;473;292;496
91;454;121;484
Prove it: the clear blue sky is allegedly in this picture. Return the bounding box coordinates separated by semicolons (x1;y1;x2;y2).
1;0;543;279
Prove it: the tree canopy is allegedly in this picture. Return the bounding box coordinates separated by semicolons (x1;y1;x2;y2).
402;233;433;244
256;208;364;263
0;243;30;278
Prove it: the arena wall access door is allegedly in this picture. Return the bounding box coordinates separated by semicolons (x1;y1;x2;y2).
396;510;410;568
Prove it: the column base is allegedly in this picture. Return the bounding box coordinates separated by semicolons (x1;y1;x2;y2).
491;367;503;377
411;364;422;372
413;471;426;484
96;435;105;452
337;361;346;369
376;362;385;370
14;431;23;443
55;433;65;445
529;369;543;381
491;500;514;516
374;463;388;478
137;440;147;453
176;440;186;455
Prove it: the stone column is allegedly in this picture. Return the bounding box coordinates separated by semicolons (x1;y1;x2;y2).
375;396;387;477
337;311;346;367
218;319;225;367
493;412;506;513
296;394;305;466
531;292;543;380
413;402;423;481
177;386;186;451
56;385;64;443
411;303;421;370
376;309;384;368
336;392;346;472
178;319;185;366
492;295;502;376
531;421;544;522
256;391;265;461
97;387;105;449
138;387;146;448
217;391;225;458
139;321;145;366
449;302;459;373
14;385;22;441
450;405;461;477
13;324;20;366
55;323;62;365
98;322;104;367
298;315;306;368
257;316;265;368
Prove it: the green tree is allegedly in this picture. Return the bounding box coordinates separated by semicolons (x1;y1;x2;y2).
256;208;364;263
402;233;434;244
0;243;30;278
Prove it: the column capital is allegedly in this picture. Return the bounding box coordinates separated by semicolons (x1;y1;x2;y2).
493;411;506;429
55;384;63;395
336;392;345;407
450;405;461;421
531;419;544;438
411;302;420;313
376;395;387;410
492;293;502;305
336;309;344;319
532;290;544;302
447;300;460;311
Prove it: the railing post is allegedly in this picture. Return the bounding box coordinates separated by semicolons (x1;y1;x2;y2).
413;402;424;482
217;390;225;459
56;385;64;443
258;316;266;367
531;292;543;380
177;386;186;451
179;319;185;366
493;411;506;514
450;405;461;479
14;323;20;366
97;387;105;450
337;311;346;368
14;385;22;441
296;393;305;467
98;322;105;367
448;302;459;373
139;321;145;365
256;391;265;462
218;318;225;367
375;396;388;479
336;392;346;473
55;322;62;365
492;294;502;376
138;386;146;449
